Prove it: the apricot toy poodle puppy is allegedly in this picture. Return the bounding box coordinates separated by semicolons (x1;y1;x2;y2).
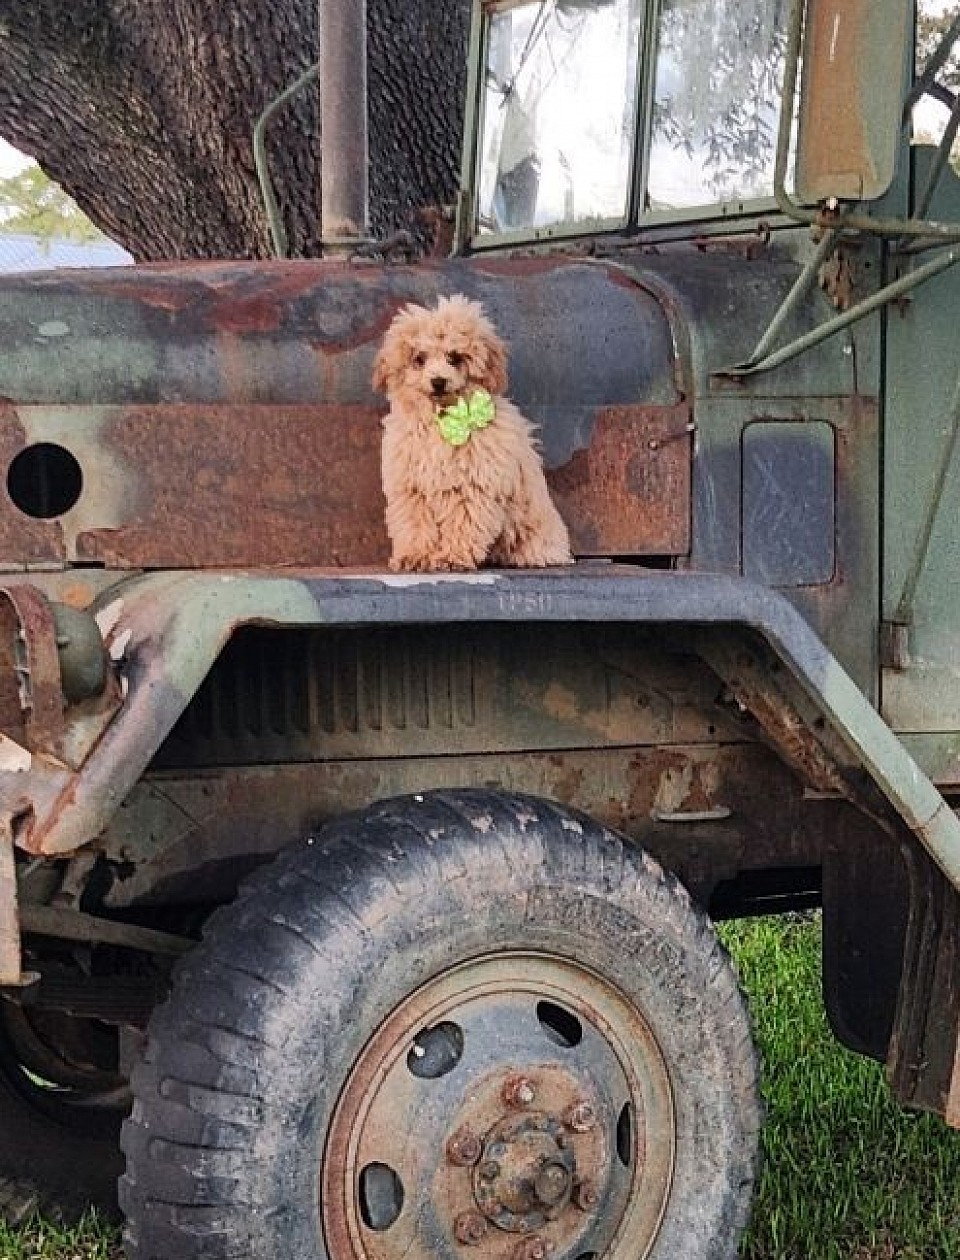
372;294;573;572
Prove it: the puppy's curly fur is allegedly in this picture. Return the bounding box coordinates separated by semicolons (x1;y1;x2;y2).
372;294;572;572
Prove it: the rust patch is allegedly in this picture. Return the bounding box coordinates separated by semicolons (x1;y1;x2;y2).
0;585;64;758
0;595;23;749
470;256;571;278
548;756;585;807
72;404;389;568
5;400;692;569
0;403;66;565
548;405;691;556
625;747;727;824
88;260;346;317
797;0;873;201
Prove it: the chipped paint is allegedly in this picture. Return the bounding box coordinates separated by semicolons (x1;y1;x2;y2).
109;628;133;661
0;258;687;570
0;734;31;773
95;598;125;639
0;815;19;985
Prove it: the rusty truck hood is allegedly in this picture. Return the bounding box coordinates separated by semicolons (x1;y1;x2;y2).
0;251;853;571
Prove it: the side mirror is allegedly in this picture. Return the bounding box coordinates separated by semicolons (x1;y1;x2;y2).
796;0;911;203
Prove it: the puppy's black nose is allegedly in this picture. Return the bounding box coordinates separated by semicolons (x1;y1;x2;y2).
430;376;449;394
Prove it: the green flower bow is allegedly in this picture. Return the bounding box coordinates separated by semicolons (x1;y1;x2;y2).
435;389;495;446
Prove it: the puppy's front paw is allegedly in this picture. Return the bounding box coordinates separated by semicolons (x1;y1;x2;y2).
430;558;476;573
394;555;480;574
390;551;476;573
389;553;429;573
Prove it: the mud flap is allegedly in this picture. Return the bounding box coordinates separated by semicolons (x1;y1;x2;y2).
888;841;960;1126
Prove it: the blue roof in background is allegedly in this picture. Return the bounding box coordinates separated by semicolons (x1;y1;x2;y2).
0;233;132;273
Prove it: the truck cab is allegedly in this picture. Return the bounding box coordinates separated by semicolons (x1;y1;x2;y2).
0;2;958;1256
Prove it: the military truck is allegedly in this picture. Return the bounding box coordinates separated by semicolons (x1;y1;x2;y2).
1;0;958;1255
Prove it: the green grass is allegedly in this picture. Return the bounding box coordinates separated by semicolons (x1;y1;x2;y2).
722;914;960;1260
0;1215;119;1260
1;915;958;1258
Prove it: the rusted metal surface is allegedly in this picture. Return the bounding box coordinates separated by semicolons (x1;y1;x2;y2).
0;586;64;759
321;952;672;1260
0;595;24;751
1;401;690;568
7;404;388;569
10;564;952;874
0;254;699;570
447;1129;483;1168
796;0;910;204
0;404;64;564
471;1109;578;1232
548;405;691;557
103;741;817;912
18;904;191;957
0;257;679;409
154;622;734;772
694;633;870;809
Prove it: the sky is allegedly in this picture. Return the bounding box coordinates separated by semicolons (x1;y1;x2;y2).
0;138;31;176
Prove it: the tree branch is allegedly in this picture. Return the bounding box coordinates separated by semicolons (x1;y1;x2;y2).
0;0;470;259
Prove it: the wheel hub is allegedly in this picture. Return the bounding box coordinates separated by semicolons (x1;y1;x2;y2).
322;953;675;1260
473;1112;576;1230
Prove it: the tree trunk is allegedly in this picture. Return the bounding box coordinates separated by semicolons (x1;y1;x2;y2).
0;0;470;260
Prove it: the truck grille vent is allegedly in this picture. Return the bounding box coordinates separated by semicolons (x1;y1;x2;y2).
156;626;479;767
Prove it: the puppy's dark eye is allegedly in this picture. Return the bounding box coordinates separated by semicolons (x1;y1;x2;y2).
413;352;427;367
446;351;465;367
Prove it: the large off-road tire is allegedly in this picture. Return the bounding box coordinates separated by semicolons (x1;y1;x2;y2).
0;1003;125;1223
120;790;760;1260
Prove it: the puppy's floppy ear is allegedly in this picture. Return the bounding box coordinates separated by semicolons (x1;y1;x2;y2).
476;327;509;396
372;303;424;396
371;343;393;396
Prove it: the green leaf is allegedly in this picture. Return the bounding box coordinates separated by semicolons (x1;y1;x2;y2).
0;165;105;242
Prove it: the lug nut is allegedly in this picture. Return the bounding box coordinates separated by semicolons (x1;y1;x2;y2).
573;1178;599;1211
454;1212;489;1245
564;1101;597;1132
502;1074;537;1108
479;1160;500;1182
512;1235;553;1260
446;1128;481;1166
534;1161;571;1206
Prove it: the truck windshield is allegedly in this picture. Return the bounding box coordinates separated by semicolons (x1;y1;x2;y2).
648;0;788;210
476;0;643;234
473;0;789;239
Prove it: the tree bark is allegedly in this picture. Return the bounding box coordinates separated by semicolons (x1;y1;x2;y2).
0;0;470;260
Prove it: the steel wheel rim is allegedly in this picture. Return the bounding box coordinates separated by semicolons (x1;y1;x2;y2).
322;951;675;1260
